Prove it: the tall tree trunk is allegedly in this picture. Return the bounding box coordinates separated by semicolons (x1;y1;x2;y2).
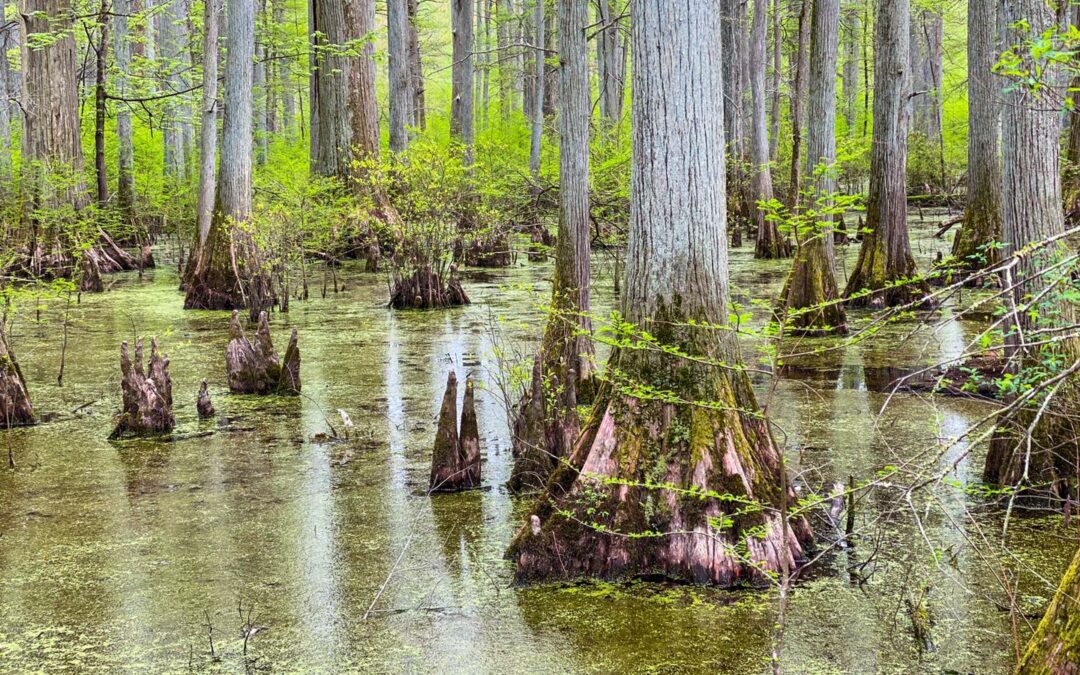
843;0;928;308
189;0;219;283
508;0;812;585
508;0;593;492
184;0;269;315
94;0;109;208
387;0;412;152
983;0;1077;499
787;0;810;209
910;7;945;193
161;0;193;180
768;0;781;160
274;0;296;137
751;0;789;259
254;4;269;165
542;3;556;117
114;0;135;215
346;0;380;163
841;0;860;136
528;0;544;178
451;0;475;164
780;0;846;335
951;0;1002;270
407;0;426;129
721;0;748;240
0;0;12;187
309;0;352;179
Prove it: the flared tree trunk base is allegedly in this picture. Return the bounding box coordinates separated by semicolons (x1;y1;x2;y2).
507;349;813;586
389;267;470;310
779;238;847;336
0;325;35;428
755;222;793;259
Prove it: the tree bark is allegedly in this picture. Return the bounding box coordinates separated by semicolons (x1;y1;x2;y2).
0;323;34;428
185;0;269;315
387;0;412;152
751;0;789;259
114;0;135;215
983;0;1077;500
407;0;426;130
309;0;352;179
528;0;544;178
841;0;860;136
843;0;929;308
274;0;296;137
1017;546;1080;673
510;0;593;492
780;0;846;335
190;0;220;283
161;0;193;180
0;0;12;186
787;0;810;209
111;338;175;438
596;0;625;125
94;0;110;208
508;0;812;585
346;0;379;165
952;0;1002;270
451;0;475;164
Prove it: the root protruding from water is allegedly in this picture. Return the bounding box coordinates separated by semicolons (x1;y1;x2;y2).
111;338;174;438
429;371;483;493
225;310;302;395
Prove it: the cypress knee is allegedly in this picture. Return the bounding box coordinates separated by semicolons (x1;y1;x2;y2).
197;380;215;418
430;370;461;492
112;338;174;437
226;310;301;395
459;376;482;489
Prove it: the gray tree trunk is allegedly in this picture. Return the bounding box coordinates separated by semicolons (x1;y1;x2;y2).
751;0;788;259
193;0;220;261
910;9;943;144
782;0;846;335
218;0;255;223
162;0;193;179
768;0;781;160
952;0;1002;268
309;0;352;178
408;0;426;129
451;0;475;164
528;0;544;178
274;0;295;136
346;0;380;163
509;0;812;586
0;0;12;185
596;0;626;125
114;0;135;214
254;25;268;165
843;0;927;307
387;0;412;152
787;0;810;209
841;0;860;136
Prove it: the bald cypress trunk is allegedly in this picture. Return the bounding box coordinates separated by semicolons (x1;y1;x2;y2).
952;0;1002;270
721;0;750;241
161;0;193;180
346;0;379;165
451;0;475;164
0;0;11;186
780;0;846;336
188;0;219;285
509;0;593;492
309;0;352;179
1018;547;1080;673
983;0;1078;500
787;0;810;209
0;323;34;428
841;1;860;136
407;0;426;130
528;0;544;178
185;0;270;317
114;0;135;216
387;0;412;152
843;0;929;308
751;0;789;259
596;0;625;125
508;0;812;585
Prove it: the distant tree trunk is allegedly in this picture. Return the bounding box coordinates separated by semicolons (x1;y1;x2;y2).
721;0;749;240
189;0;220;283
114;0;135;216
780;0;846;335
451;0;475;164
751;0;789;259
161;0;193;180
0;0;11;186
309;0;352;179
387;0;412;152
983;0;1077;499
1018;547;1080;673
528;0;544;178
407;0;426;129
542;4;557;116
910;8;945;193
346;0;380;165
843;0;928;308
185;0;269;316
768;0;781;160
841;0;860;136
254;6;269;165
787;0;810;209
596;0;627;125
497;0;511;118
951;0;1002;270
1063;3;1080;222
274;0;295;137
94;0;109;208
508;0;593;492
508;0;812;585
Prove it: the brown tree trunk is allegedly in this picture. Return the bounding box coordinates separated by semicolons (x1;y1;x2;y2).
787;0;810;209
507;0;812;585
189;0;220;285
0;323;34;428
407;0;426;130
387;0;412;152
451;0;475;164
843;0;929;308
309;0;352;179
751;0;789;259
951;0;1002;270
111;338;174;438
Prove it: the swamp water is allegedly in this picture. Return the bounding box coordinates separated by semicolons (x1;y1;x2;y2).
0;217;1073;673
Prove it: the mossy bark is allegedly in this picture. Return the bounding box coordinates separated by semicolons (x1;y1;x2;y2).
1017;545;1080;674
781;234;847;335
507;315;813;585
0;323;34;428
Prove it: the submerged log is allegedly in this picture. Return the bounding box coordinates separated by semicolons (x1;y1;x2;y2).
429;371;483;492
0;324;35;428
225;310;302;395
112;338;174;437
197;380;215;418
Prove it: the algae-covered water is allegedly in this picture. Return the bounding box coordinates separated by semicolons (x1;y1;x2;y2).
0;219;1073;673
